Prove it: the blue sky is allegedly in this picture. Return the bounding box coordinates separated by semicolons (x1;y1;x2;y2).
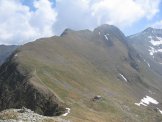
21;0;55;11
21;0;36;11
0;0;162;45
125;4;162;36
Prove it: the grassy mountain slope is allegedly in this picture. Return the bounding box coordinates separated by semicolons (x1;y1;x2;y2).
0;25;162;122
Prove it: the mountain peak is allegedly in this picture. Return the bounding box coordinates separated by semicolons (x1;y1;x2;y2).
144;27;154;32
94;24;126;41
143;27;162;35
94;24;118;32
60;28;74;36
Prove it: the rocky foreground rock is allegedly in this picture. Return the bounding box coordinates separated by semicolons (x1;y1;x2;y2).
0;107;70;122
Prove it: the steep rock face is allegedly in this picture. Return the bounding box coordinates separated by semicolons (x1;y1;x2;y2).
128;28;162;76
0;25;162;121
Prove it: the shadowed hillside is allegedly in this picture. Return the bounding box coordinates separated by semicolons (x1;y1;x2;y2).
0;45;17;65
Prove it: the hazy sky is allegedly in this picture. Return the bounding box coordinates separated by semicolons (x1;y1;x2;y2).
0;0;162;45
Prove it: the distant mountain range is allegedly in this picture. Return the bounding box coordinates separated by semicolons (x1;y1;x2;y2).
128;28;162;76
0;25;162;122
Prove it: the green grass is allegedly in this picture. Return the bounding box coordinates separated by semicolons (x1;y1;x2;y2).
8;28;162;122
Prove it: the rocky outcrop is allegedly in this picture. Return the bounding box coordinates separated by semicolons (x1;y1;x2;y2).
0;107;70;122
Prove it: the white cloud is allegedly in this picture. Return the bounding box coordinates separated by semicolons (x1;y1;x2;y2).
91;0;143;26
0;0;57;45
0;0;161;45
53;0;94;34
152;20;162;29
54;0;161;34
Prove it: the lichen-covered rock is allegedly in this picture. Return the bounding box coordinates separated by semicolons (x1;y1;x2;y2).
0;108;70;122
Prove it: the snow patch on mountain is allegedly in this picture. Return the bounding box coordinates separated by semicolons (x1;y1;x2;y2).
149;46;156;55
146;62;150;67
119;74;127;82
157;108;162;114
148;36;162;46
104;35;108;40
14;54;18;57
144;59;150;67
135;96;159;107
148;46;162;56
62;108;71;117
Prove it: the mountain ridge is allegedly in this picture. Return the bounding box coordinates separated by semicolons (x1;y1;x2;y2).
0;24;162;122
0;45;17;65
128;27;162;76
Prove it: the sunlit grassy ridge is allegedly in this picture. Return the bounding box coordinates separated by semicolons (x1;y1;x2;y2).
1;25;162;121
